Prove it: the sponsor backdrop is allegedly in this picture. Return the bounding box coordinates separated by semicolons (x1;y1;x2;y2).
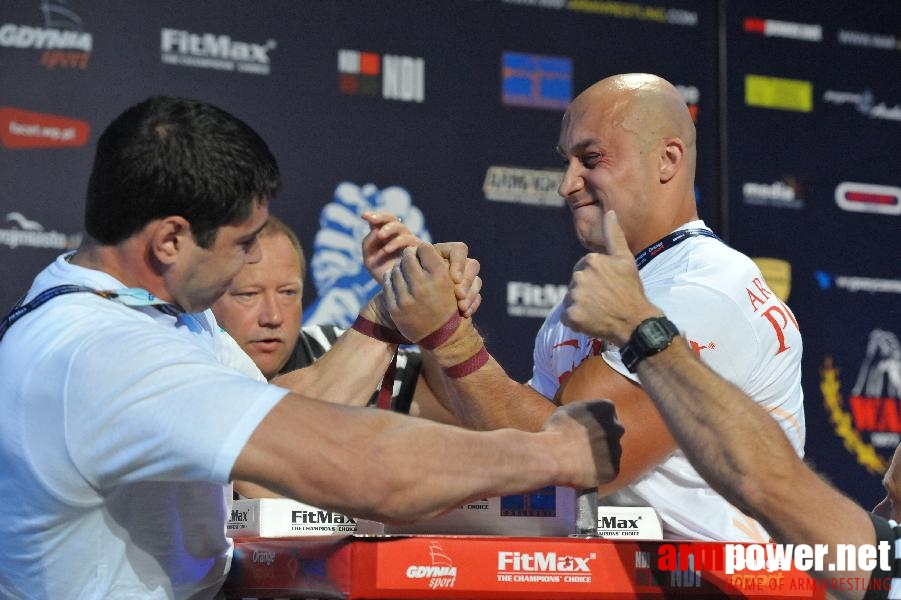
0;1;898;509
723;0;901;509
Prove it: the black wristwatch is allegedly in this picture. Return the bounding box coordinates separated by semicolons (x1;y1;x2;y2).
620;316;679;373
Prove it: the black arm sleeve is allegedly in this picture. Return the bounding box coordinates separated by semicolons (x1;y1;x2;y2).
863;513;897;600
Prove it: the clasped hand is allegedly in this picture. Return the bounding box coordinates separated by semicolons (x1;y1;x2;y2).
362;212;482;318
384;244;461;343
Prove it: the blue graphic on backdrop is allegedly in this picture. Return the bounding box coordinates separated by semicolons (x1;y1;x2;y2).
303;182;431;328
815;271;834;290
502;51;572;110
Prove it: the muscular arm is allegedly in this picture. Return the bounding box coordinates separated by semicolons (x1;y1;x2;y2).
270;327;394;407
554;356;676;495
427;319;557;432
407;352;459;425
270;292;399;407
559;211;885;598
637;339;877;596
232;392;623;523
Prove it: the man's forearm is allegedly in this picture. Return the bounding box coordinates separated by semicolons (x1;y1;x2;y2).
441;357;555;432
428;318;555;431
234;393;584;523
636;338;878;577
271;329;395;406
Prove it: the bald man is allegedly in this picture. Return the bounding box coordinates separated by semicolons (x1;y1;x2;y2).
383;73;805;542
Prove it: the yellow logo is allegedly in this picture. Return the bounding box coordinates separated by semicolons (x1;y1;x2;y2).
820;356;888;475
745;75;813;113
753;258;792;301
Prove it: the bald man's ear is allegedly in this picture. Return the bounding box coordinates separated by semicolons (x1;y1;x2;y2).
658;138;685;183
150;216;193;265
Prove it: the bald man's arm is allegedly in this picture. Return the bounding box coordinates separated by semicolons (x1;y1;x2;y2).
555;356;676;495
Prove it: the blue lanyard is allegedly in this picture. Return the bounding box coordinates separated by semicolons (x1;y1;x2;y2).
0;285;182;342
634;228;723;271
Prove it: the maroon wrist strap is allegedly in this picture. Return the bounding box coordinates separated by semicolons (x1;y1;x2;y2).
351;315;410;345
443;346;489;379
418;313;462;350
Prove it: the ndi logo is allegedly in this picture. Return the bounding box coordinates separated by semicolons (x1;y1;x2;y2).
338;49;425;103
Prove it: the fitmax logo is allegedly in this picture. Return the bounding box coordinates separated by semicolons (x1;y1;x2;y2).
498;551;593;572
161;28;276;75
600;516;640;529
291;510;356;525
230;509;249;523
161;28;275;63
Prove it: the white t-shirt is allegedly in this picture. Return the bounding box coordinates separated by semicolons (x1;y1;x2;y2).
0;254;288;599
530;221;805;542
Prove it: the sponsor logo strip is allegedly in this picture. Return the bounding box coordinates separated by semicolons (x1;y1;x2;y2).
502;51;572;110
837;30;900;52
743;17;822;42
745;75;812;113
0;107;89;149
483;166;563;207
160;28;276;76
507;281;568;318
338;49;424;102
742;180;804;209
1;212;82;249
835;182;901;215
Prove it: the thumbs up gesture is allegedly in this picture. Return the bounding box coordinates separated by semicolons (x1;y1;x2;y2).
561;211;662;346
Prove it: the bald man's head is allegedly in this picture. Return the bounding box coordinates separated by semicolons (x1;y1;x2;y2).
569;73;696;162
557;73;700;252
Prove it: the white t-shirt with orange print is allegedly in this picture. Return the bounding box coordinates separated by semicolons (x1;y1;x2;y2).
530;220;805;542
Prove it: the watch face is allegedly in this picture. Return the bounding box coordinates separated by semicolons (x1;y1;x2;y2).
643;321;672;348
624;317;677;372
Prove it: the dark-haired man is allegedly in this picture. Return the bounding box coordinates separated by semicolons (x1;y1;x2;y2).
0;96;624;598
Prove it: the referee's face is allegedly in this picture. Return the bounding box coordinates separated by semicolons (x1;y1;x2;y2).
212;233;303;379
